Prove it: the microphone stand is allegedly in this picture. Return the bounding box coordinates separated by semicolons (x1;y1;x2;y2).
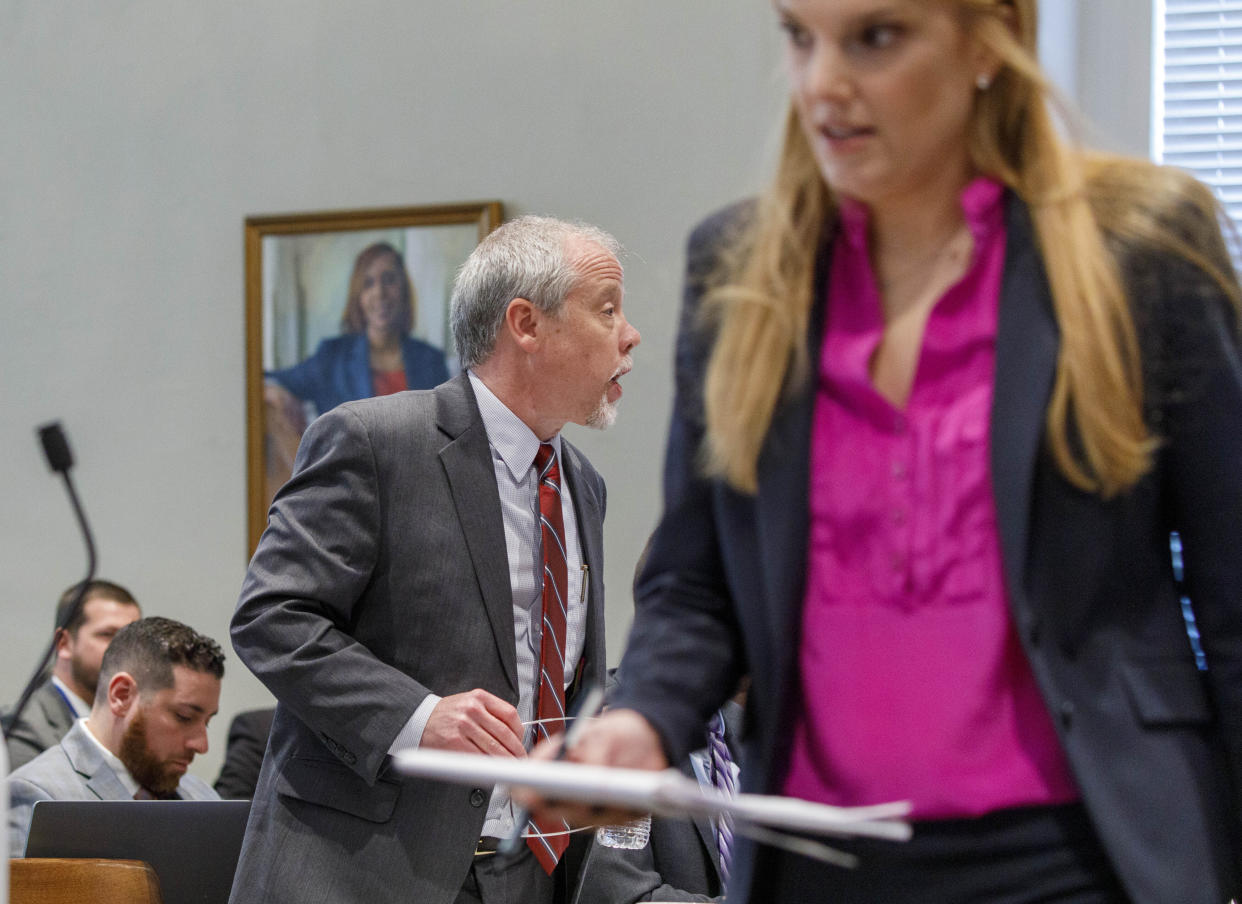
2;423;98;758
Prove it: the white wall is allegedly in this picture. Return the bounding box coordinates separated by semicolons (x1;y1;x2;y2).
1;1;785;782
0;1;1157;786
1073;0;1155;156
1037;0;1154;155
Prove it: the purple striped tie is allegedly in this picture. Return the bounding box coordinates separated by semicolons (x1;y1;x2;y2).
709;711;736;885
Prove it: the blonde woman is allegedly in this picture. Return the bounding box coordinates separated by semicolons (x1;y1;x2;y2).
541;1;1242;902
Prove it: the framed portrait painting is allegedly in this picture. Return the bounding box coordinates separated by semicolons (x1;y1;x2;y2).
245;201;503;551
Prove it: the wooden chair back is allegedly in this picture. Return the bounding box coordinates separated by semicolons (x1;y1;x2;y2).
9;857;163;904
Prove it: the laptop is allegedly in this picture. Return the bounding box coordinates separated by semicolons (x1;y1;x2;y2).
24;799;251;904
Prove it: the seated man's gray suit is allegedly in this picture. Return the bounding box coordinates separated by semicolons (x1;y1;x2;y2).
6;719;218;857
3;678;77;770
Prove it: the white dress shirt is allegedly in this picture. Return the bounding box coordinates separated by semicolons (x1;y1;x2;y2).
388;371;587;837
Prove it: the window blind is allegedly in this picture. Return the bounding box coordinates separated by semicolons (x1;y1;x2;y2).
1153;0;1242;266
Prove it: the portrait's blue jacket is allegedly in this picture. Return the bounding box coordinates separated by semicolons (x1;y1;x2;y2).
267;333;449;416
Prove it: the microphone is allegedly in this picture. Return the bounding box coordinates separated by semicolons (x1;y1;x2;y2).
3;422;99;755
39;422;74;473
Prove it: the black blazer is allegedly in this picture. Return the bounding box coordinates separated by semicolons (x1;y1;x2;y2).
612;195;1242;904
213;707;275;800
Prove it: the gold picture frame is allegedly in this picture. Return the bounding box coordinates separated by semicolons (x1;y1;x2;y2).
244;201;503;551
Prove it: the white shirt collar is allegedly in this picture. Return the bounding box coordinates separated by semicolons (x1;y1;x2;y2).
468;371;562;481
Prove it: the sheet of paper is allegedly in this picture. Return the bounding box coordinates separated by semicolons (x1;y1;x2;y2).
392;748;911;841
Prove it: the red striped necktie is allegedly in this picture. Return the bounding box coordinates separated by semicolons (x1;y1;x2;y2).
528;442;570;873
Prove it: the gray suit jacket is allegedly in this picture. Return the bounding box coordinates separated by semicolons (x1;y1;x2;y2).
3;678;76;770
229;374;608;904
572;703;742;904
6;719;219;857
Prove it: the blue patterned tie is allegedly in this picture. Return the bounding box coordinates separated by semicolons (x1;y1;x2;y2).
708;710;736;885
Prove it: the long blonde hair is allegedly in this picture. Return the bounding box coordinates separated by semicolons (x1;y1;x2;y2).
702;0;1240;497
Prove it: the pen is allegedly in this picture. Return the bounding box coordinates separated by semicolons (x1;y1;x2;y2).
499;681;606;856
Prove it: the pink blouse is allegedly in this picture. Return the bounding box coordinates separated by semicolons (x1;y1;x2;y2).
781;178;1080;819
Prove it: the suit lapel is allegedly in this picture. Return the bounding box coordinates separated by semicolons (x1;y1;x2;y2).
755;390;815;647
35;681;76;740
61;722;131;800
437;376;519;694
687;750;722;872
559;442;607;690
991;196;1060;599
754;227;835;653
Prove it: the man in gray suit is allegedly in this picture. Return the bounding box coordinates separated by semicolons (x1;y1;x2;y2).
3;580;141;769
7;616;224;856
229;215;640;904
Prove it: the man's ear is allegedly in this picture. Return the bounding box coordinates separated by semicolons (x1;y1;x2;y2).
503;298;542;354
107;672;139;717
53;627;72;661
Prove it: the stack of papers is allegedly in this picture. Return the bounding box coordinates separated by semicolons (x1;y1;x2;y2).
393;748;911;842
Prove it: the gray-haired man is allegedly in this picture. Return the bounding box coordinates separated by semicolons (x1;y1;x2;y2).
229;216;640;904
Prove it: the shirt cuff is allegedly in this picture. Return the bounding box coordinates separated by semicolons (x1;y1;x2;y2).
387;694;441;755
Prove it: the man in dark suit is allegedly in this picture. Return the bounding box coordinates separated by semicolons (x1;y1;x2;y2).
229;215;640;904
3;580;141;769
7;617;224;856
212;707;275;799
572;700;742;904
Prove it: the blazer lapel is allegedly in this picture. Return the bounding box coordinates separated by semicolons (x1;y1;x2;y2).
34;681;75;741
62;723;130;800
755;227;835;653
991;196;1060;600
436;376;519;695
559;443;607;689
687;750;722;873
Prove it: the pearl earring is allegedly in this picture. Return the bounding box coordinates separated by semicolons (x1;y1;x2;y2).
976;73;992;91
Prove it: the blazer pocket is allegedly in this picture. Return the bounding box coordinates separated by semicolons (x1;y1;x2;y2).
1120;659;1212;726
275;755;401;823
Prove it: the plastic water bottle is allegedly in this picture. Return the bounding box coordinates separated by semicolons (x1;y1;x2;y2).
595;815;652;850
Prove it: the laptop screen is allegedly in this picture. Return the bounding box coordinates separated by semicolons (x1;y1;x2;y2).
24;799;250;904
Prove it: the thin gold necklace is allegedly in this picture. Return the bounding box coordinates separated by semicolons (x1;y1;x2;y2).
876;224;972;296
